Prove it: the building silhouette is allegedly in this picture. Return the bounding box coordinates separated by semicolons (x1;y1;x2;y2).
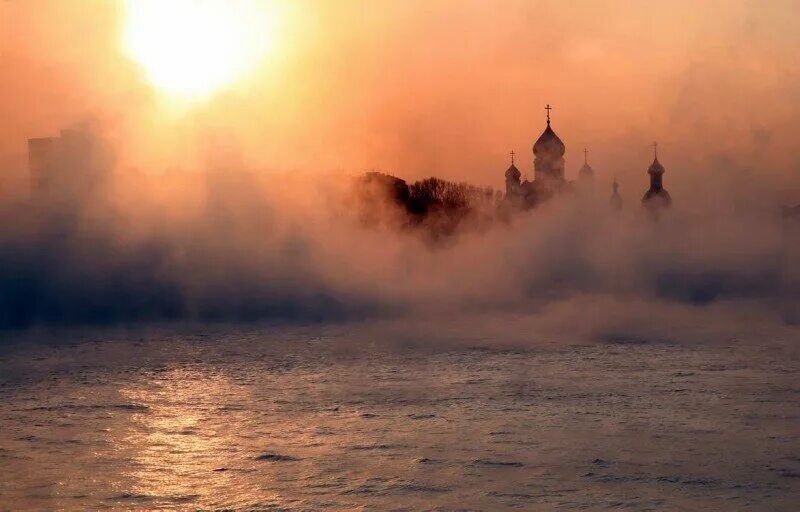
533;104;566;187
576;147;595;197
28;136;62;194
503;106;673;214
28;127;110;200
504;150;521;198
504;104;572;208
578;148;594;182
641;142;671;213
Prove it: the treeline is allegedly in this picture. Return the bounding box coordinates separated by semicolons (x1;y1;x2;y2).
351;172;501;241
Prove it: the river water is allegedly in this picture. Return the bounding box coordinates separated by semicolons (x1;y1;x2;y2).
1;323;798;510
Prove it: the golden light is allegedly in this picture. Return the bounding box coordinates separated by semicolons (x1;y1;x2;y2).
122;0;277;100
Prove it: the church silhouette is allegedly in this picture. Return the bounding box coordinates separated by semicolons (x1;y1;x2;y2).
503;105;671;212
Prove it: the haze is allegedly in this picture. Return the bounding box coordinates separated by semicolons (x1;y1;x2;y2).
1;0;799;201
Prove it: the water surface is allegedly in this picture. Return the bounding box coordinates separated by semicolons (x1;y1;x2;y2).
1;325;798;510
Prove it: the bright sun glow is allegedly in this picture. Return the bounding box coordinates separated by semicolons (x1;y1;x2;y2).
123;0;276;100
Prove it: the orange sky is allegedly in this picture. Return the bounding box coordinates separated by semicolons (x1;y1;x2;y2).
1;0;799;202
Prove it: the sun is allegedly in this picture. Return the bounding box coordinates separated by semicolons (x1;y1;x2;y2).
122;0;277;100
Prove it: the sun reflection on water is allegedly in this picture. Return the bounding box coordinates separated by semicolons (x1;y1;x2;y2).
117;367;253;507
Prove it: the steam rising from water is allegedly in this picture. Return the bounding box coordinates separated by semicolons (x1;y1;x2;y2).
1;1;799;339
0;124;797;341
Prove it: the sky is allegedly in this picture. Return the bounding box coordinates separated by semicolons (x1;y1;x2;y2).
0;0;799;199
0;1;798;333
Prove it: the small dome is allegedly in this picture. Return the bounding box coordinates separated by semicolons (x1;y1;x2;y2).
533;122;565;157
648;157;665;175
505;164;521;180
579;162;594;178
642;187;671;206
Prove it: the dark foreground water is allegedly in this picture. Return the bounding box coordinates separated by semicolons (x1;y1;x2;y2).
0;323;799;511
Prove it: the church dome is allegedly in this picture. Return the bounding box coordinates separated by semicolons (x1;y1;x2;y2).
578;149;594;179
505;163;521;180
648;156;665;175
533;122;565;157
642;187;671;205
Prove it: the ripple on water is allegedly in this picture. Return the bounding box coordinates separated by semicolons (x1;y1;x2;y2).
26;403;149;412
254;452;300;462
472;459;525;468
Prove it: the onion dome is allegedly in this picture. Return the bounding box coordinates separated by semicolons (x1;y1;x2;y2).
648;157;664;175
648;143;665;175
533;122;565;157
642;142;671;210
505;150;521;180
505;163;521;180
533;105;566;158
642;187;671;204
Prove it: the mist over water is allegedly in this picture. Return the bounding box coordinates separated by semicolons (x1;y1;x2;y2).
0;123;797;340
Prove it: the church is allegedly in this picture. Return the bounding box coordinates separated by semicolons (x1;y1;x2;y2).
503;105;671;212
504;105;573;209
